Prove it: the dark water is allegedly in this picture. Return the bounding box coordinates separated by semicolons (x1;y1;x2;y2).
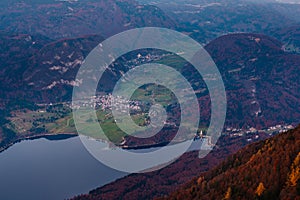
0;136;126;200
0;135;208;200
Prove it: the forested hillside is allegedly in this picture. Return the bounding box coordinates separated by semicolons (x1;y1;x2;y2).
165;125;300;200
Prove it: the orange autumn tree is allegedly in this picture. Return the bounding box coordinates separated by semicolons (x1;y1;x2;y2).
287;152;300;187
255;182;266;197
223;187;231;200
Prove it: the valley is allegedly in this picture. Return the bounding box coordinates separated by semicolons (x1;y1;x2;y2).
0;0;299;199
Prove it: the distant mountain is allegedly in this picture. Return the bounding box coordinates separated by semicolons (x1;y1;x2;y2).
271;25;300;54
0;0;176;39
0;32;52;105
275;0;300;4
139;0;300;47
165;125;300;200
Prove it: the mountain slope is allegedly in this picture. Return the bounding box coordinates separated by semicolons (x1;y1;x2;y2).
205;33;300;129
0;32;52;107
165;125;300;200
271;25;300;54
23;34;104;102
0;0;176;39
145;0;300;44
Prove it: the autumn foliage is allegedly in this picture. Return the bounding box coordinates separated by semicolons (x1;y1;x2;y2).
165;125;300;200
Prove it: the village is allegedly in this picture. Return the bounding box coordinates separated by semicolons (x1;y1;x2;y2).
69;95;295;149
223;124;295;143
70;93;296;139
71;94;144;114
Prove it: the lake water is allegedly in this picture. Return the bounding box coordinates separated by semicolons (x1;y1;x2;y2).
0;135;208;200
0;136;126;200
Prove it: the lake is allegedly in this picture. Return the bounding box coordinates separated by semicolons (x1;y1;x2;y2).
0;135;208;199
0;136;126;200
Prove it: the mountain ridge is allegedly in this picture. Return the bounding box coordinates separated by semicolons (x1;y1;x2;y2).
164;125;300;200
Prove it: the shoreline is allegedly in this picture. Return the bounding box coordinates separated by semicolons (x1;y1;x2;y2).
0;132;169;154
0;133;191;154
119;141;170;150
0;133;78;154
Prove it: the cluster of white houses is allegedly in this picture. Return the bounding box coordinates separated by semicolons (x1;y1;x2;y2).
223;124;295;142
72;94;143;113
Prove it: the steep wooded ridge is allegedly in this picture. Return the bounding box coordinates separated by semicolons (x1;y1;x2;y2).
205;33;300;128
164;125;300;200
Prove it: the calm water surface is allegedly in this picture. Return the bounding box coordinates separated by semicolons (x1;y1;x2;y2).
0;136;126;200
0;135;207;199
